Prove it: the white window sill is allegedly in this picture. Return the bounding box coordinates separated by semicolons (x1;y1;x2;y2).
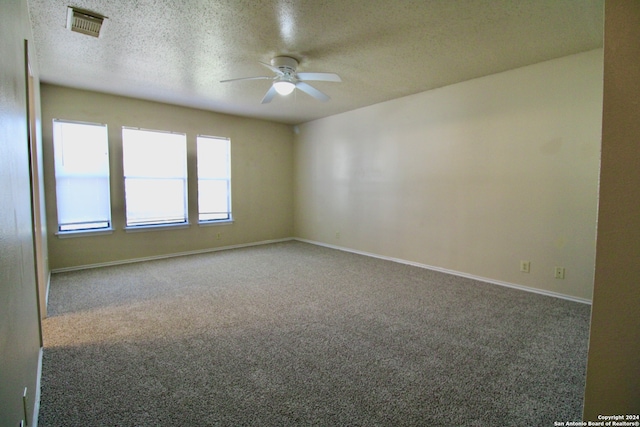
198;219;234;227
124;222;191;233
56;228;114;238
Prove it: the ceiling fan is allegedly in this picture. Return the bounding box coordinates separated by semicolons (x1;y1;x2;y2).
220;56;341;104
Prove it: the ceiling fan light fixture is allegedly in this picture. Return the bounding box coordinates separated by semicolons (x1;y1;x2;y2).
273;80;296;96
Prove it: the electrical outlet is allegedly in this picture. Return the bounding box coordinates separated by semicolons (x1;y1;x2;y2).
335;231;340;239
554;267;565;279
520;260;530;273
216;232;221;240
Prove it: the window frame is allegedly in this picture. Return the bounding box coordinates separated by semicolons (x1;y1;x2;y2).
196;134;232;225
122;126;189;230
52;119;113;236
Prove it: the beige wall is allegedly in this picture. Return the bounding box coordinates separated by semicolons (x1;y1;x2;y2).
41;85;294;269
0;0;44;425
584;0;640;418
294;50;603;302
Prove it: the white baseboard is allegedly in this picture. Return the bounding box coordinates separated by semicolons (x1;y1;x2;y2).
50;238;295;273
33;346;43;427
295;238;592;305
49;236;591;305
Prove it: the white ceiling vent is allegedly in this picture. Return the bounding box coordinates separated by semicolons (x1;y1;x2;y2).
66;7;106;37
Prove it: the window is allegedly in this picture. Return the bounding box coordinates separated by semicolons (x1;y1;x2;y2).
122;128;188;228
197;135;232;222
52;120;111;232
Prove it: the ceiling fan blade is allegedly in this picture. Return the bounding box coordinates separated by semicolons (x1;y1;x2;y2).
296;72;342;82
220;76;272;83
261;85;278;104
295;82;330;102
259;62;285;76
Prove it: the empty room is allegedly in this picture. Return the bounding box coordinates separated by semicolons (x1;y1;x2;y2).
1;1;639;426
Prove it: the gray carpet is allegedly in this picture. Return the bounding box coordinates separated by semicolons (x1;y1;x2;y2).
40;241;591;426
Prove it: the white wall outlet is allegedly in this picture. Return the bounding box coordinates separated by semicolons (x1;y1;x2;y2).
335;231;340;239
520;260;530;273
555;267;565;279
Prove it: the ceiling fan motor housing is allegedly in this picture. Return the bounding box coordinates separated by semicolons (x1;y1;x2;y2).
271;56;298;74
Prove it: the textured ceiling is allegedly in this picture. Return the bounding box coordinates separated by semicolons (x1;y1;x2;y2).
28;0;603;125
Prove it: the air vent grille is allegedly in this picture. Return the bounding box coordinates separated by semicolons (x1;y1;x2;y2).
66;7;105;37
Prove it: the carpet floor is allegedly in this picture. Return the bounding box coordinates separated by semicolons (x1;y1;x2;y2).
39;241;591;426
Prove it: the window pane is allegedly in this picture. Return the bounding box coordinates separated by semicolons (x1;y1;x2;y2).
198;180;230;221
53;120;111;232
197;136;231;222
122;128;187;178
122;128;188;227
197;138;229;178
124;178;187;226
57;177;111;227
